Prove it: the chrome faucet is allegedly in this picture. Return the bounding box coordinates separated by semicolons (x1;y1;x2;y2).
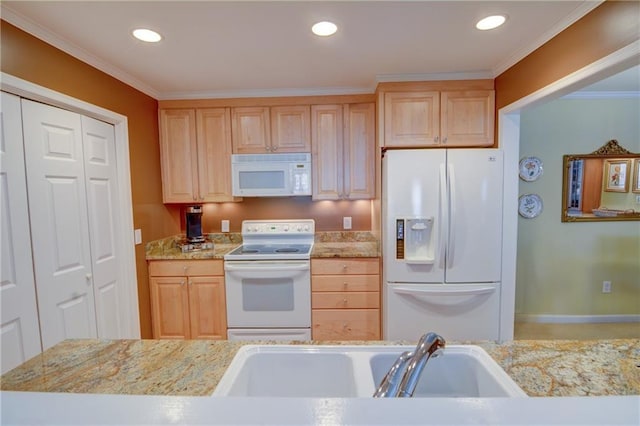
373;332;446;398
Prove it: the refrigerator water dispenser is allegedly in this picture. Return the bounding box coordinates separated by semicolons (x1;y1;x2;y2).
397;217;435;264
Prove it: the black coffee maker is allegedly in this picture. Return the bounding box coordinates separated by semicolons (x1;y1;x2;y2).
185;205;205;243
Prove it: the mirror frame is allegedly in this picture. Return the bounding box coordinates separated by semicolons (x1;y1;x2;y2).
562;140;640;222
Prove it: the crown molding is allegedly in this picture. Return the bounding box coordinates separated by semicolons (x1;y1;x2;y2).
1;4;160;99
375;71;493;83
491;0;604;77
158;85;376;101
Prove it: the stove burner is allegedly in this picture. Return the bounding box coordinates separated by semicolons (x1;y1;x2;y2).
241;249;259;253
275;248;300;253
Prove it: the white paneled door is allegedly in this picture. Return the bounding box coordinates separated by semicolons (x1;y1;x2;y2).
21;99;126;350
21;99;97;349
0;93;42;373
81;116;123;338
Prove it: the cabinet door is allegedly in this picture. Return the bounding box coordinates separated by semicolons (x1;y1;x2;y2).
196;108;238;202
149;277;190;339
440;90;495;147
311;104;343;200
159;109;199;202
0;93;42;373
312;310;380;340
271;105;311;152
231;107;271;153
384;92;440;147
188;276;227;339
343;103;375;199
21;100;97;350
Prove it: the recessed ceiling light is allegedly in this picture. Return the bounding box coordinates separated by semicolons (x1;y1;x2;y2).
475;15;507;31
132;28;162;43
312;21;338;37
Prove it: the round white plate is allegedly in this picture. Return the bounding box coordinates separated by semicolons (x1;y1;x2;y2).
519;156;543;181
519;194;543;218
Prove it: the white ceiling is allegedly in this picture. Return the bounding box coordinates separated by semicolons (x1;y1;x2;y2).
1;0;618;100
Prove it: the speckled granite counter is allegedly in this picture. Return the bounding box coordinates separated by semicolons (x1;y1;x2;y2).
145;231;380;260
2;339;638;397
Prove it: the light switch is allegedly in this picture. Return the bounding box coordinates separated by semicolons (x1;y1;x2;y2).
134;229;142;245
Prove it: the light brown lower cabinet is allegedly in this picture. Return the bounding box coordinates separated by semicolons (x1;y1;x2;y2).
148;260;227;339
311;258;380;340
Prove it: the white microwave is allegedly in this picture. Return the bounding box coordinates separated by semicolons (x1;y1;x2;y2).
231;153;312;197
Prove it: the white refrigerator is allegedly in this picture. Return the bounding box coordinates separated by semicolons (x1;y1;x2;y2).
382;149;503;341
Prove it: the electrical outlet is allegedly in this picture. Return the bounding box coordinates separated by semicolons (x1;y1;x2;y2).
134;229;142;245
221;220;230;233
602;280;612;293
635;195;640;204
343;216;352;230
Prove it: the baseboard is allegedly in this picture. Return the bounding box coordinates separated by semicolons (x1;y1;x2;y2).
515;314;640;324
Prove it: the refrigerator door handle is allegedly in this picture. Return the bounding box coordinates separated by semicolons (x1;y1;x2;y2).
448;163;457;269
389;283;496;296
438;164;447;269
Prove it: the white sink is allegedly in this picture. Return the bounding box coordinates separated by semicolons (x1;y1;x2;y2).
212;345;527;398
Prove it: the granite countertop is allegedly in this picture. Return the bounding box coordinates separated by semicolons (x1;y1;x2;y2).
2;338;638;397
145;231;380;260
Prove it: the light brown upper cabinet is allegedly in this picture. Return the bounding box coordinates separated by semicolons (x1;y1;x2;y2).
383;90;495;147
232;105;311;153
159;108;237;203
311;103;375;200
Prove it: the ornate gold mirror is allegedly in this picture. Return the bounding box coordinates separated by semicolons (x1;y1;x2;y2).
562;140;640;222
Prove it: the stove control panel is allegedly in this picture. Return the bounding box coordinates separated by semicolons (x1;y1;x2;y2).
241;219;315;235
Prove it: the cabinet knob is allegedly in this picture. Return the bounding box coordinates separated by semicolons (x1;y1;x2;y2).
342;264;348;271
265;147;271;152
180;280;185;286
434;136;439;143
443;136;448;144
343;298;348;305
85;273;92;283
272;146;278;151
343;282;348;289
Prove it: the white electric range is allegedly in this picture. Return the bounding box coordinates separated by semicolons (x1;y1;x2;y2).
223;219;314;341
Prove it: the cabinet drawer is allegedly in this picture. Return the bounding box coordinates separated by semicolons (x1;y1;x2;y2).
311;258;379;275
312;309;380;340
312;275;379;292
148;260;223;277
312;292;379;309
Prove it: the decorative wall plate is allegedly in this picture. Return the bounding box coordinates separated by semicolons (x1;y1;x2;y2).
519;156;543;181
519;194;543;218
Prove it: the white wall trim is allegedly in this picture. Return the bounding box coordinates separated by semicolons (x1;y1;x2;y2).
561;90;640;100
497;39;640;342
516;314;640;324
1;72;141;339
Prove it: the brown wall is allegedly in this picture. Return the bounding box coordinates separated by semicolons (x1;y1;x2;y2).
496;0;640;109
0;20;178;338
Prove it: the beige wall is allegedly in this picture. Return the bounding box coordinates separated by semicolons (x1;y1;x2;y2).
517;97;640;316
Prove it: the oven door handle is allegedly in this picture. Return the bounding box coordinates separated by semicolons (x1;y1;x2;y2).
224;261;309;272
